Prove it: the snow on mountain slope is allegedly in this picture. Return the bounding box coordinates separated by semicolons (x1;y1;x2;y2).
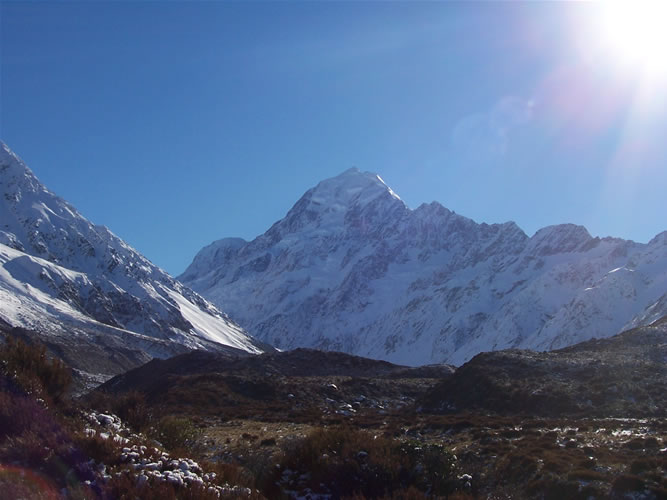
625;291;667;330
0;243;181;361
0;141;263;378
180;168;667;366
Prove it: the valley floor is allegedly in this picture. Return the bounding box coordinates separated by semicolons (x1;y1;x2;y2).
192;411;666;499
2;322;666;499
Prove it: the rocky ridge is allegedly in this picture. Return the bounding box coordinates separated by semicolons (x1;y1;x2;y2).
419;317;667;417
0;142;264;381
181;168;667;366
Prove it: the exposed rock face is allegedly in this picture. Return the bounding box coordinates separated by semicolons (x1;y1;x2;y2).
181;168;667;366
0;141;264;380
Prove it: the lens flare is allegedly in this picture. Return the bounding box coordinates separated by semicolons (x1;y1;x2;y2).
597;0;667;79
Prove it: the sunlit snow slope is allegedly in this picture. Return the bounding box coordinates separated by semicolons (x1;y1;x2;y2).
181;168;667;366
0;142;263;379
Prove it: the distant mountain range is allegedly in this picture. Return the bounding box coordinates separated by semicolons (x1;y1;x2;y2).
0;142;264;383
180;167;667;366
1;140;665;377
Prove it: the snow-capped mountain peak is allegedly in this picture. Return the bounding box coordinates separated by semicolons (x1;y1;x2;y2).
323;168;402;214
0;141;264;381
275;167;405;237
309;167;402;204
181;168;667;367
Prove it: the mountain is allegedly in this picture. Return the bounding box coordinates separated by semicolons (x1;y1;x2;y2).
93;347;455;424
0;141;264;383
418;316;667;418
99;347;455;398
180;167;667;366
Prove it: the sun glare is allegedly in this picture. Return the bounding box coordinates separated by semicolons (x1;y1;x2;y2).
597;1;667;79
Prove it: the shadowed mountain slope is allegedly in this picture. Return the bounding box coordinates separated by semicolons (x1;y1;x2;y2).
419;317;667;417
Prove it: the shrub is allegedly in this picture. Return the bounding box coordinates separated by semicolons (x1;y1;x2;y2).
344;486;431;499
87;390;151;432
72;430;123;466
0;395;70;467
0;381;102;496
151;415;201;451
201;460;257;489
612;474;645;493
0;389;42;439
629;458;658;474
529;475;595;500
496;450;538;484
265;426;458;499
115;391;151;430
0;337;71;403
567;469;606;482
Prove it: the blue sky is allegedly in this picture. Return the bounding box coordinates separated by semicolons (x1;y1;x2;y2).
2;1;666;275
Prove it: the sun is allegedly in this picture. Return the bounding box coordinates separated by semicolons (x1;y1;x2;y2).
596;1;667;79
